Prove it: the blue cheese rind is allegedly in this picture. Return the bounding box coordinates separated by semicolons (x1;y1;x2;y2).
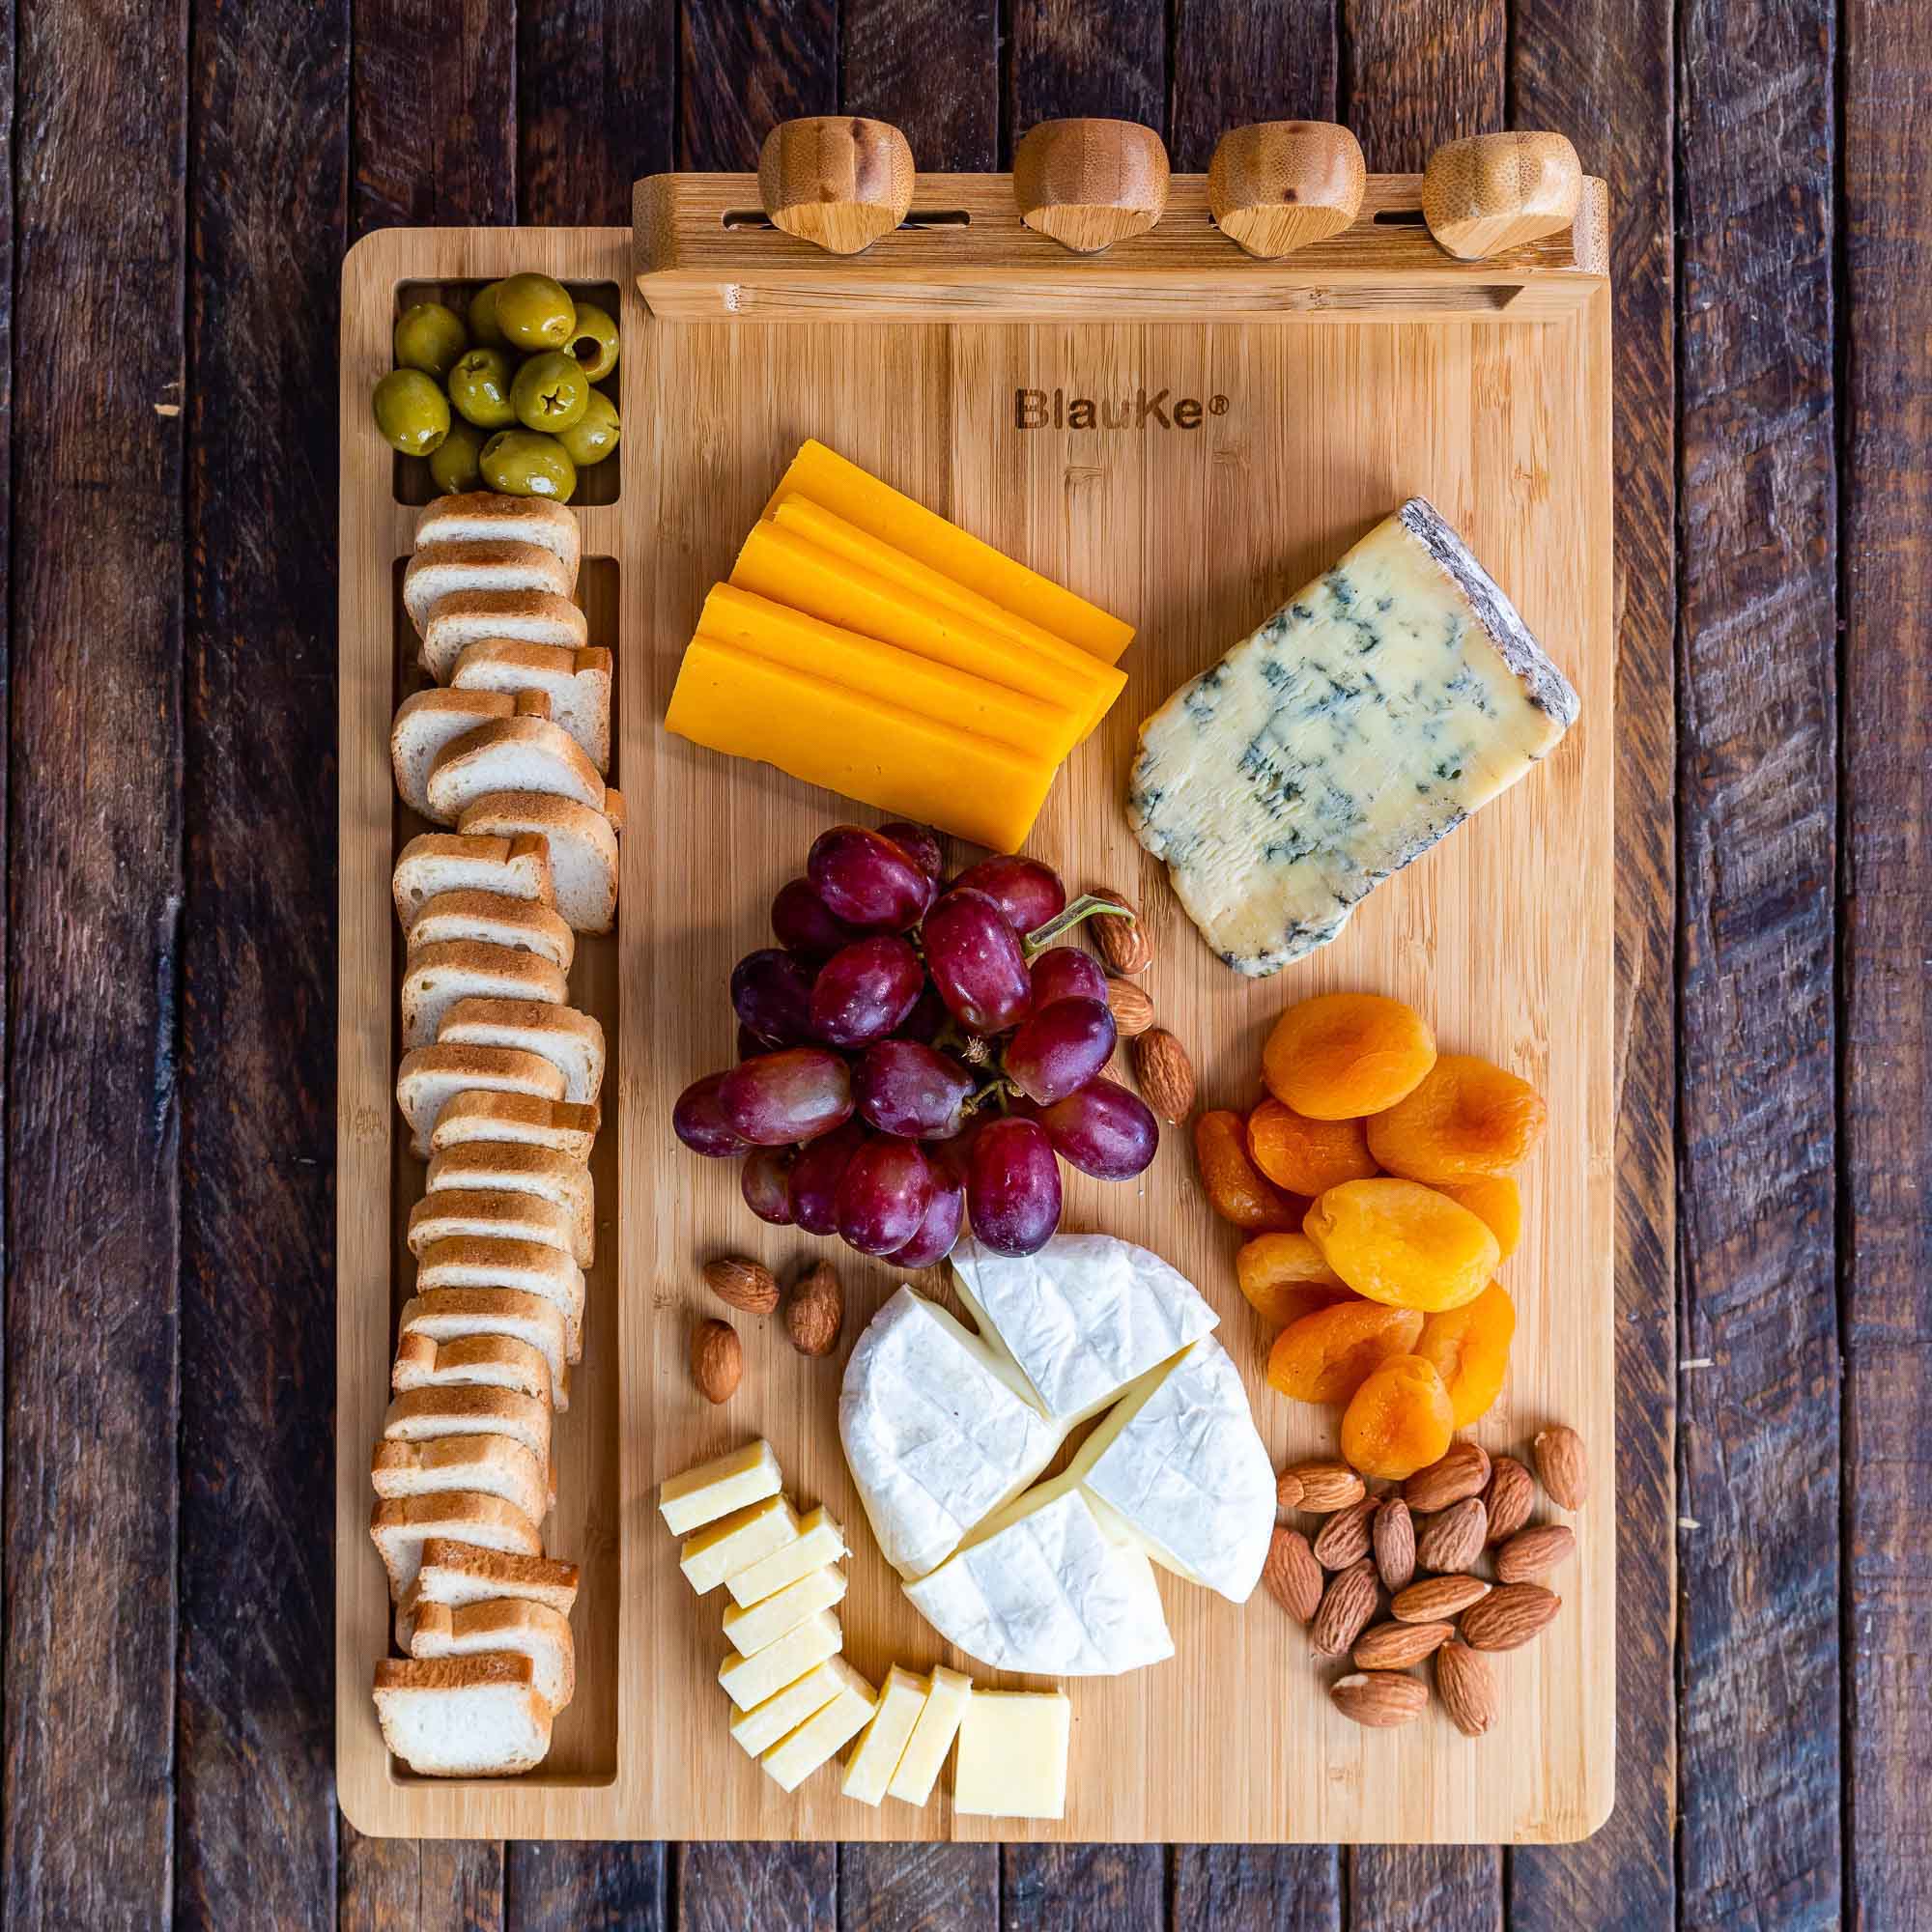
1127;497;1579;977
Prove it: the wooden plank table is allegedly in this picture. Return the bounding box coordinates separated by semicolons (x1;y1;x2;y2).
0;0;1919;1924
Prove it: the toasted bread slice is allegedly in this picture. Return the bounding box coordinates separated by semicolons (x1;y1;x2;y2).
398;1290;569;1407
450;640;612;774
415;492;582;577
427;715;605;823
427;1143;594;1267
423;591;586;684
372;1653;554;1776
415;1236;585;1360
392;1332;555;1408
397;1541;581;1651
400;942;566;1054
456;792;619;935
410;1599;576;1715
393;832;554;923
391;691;518;819
394;1042;566;1159
407;1187;573;1261
407;890;575;974
430;1092;600;1162
404;539;575;637
371;1435;548;1528
437;998;606;1107
369;1491;544;1599
384;1384;553;1473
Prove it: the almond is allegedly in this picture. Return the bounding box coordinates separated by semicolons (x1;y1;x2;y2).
1330;1671;1429;1728
1089;887;1153;974
702;1255;780;1316
1281;1460;1365;1514
1534;1426;1589;1509
783;1262;843;1357
1263;1526;1323;1623
1391;1574;1490;1623
1495;1522;1577;1584
1105;979;1156;1037
1309;1559;1379;1656
1311;1496;1378;1570
1483;1455;1535;1544
691;1318;742;1403
1276;1468;1306;1515
1352;1619;1453;1669
1132;1028;1196;1122
1460;1582;1561;1651
1373;1497;1416;1592
1415;1497;1488;1574
1403;1440;1492;1514
1436;1640;1500;1738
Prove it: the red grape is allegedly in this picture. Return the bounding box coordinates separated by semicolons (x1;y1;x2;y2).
718;1048;854;1146
809;824;933;930
1029;946;1110;1009
854;1039;976;1138
887;1164;965;1267
770;876;859;957
966;1116;1063;1256
1036;1077;1158;1179
741;1146;796;1224
895;982;949;1045
787;1120;866;1235
730;947;818;1047
952;854;1066;937
922;888;1033;1034
1004;996;1118;1105
835;1135;934;1256
810;935;924;1046
876;820;944;880
671;1071;748;1157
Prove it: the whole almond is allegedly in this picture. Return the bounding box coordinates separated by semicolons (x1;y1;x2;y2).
1263;1526;1323;1623
1132;1029;1196;1122
1373;1496;1417;1592
691;1318;742;1403
703;1256;780;1316
1495;1522;1577;1584
1352;1619;1453;1669
1309;1559;1378;1656
1089;887;1153;974
1105;979;1157;1037
1403;1440;1492;1514
1331;1671;1429;1728
1392;1574;1491;1623
783;1262;843;1357
1460;1582;1561;1651
1534;1426;1589;1509
1436;1640;1500;1738
1276;1468;1305;1515
1483;1456;1535;1544
1312;1496;1379;1570
1281;1461;1366;1514
1415;1497;1489;1574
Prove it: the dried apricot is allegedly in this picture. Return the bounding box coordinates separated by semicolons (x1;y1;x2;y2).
1265;1298;1426;1405
1340;1354;1456;1480
1236;1233;1351;1327
1262;992;1436;1121
1303;1178;1500;1313
1365;1054;1548;1182
1416;1281;1517;1426
1247;1098;1378;1197
1194;1109;1305;1232
1433;1176;1522;1261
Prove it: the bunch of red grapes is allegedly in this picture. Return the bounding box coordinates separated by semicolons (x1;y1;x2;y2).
672;821;1160;1263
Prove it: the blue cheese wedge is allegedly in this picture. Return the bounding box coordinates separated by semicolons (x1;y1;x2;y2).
1127;498;1579;976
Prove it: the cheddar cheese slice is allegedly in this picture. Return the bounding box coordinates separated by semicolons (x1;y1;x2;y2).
666;636;1057;853
763;440;1135;665
696;584;1087;765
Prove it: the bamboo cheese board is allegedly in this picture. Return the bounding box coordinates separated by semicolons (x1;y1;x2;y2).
336;142;1615;1843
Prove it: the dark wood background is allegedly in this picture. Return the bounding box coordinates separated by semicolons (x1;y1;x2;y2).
0;0;1918;1923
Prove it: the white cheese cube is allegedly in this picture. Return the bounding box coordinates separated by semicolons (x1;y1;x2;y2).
729;1659;846;1757
884;1666;973;1805
679;1493;798;1596
720;1564;847;1657
726;1504;847;1608
839;1665;928;1806
658;1439;782;1535
760;1662;876;1792
717;1608;841;1711
952;1689;1070;1820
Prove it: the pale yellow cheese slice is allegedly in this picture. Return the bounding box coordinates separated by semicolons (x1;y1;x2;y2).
730;1658;846;1757
679;1493;798;1596
717;1608;842;1711
726;1505;847;1608
952;1689;1070;1819
720;1565;847;1658
657;1439;781;1536
761;1661;878;1792
840;1664;928;1806
885;1665;973;1805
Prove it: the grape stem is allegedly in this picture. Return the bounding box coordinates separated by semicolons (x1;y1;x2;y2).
1021;893;1134;961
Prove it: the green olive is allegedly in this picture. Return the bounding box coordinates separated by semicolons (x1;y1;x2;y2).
557;388;620;468
510;351;590;434
393;300;468;380
563;302;620;383
481;430;578;502
468;279;508;348
447;348;517;430
372;368;450;456
429;419;487;496
493;272;577;353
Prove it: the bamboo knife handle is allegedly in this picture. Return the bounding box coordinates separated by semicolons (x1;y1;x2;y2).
1208;121;1366;258
1013;119;1170;254
1421;131;1583;260
758;116;917;255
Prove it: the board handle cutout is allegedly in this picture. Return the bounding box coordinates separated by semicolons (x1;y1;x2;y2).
1421;132;1582;260
1208;122;1365;258
757;116;917;255
1013;119;1171;253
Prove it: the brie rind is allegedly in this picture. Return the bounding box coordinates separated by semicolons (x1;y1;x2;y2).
950;1235;1219;1424
903;1485;1174;1677
839;1286;1064;1579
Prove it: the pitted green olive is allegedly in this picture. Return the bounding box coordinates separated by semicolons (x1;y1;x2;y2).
563;303;620;383
468;279;508;348
510;352;590;434
447;348;517;430
372;368;449;456
429;419;487;495
494;272;576;352
480;430;578;501
392;301;468;380
557;389;620;468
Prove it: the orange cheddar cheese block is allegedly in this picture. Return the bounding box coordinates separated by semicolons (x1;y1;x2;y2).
729;521;1125;736
666;636;1057;853
763;440;1136;666
696;584;1087;765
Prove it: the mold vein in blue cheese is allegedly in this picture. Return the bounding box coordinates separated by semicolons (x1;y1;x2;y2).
1126;497;1579;977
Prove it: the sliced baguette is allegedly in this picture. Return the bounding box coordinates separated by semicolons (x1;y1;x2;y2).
415;492;582;577
437;998;606;1107
427;715;606;823
400;941;566;1054
456;792;619;935
411;1600;577;1715
372;1653;554;1776
394;832;554;923
392;1332;555;1408
415;1236;586;1360
430;1092;601;1162
371;1435;548;1528
369;1491;544;1599
397;1540;582;1651
404;539;575;636
406;1187;574;1262
384;1384;553;1474
391;691;517;819
407;890;576;973
423;591;586;685
399;1289;569;1408
450;640;612;773
394;1042;566;1159
426;1143;594;1267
